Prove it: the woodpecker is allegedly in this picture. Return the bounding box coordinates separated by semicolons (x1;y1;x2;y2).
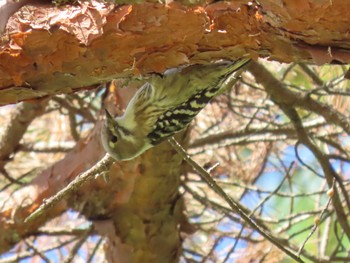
101;58;250;160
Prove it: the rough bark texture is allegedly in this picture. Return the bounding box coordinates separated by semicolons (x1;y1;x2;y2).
0;0;349;105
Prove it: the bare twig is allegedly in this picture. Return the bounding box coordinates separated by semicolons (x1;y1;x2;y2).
0;236;79;263
298;179;336;255
25;154;114;223
298;63;324;87
86;237;104;263
248;61;350;134
24;239;51;263
63;226;93;263
248;60;350;240
18;141;75;153
169;137;304;263
0;100;48;162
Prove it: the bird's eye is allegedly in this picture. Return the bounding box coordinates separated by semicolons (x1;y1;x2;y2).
110;134;118;143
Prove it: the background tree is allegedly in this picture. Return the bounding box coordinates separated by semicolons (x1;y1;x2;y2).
0;0;349;262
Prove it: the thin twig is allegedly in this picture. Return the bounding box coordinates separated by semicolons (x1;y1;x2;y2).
249;162;295;216
249;60;350;240
298;63;324;87
86;237;104;263
0;236;79;263
298;179;336;256
63;226;93;263
24;239;51;263
24;154;114;223
168;137;304;263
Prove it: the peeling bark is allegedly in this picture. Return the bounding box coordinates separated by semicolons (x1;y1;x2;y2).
0;0;349;105
0;0;31;32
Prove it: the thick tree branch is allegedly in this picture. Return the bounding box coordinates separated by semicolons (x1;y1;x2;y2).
1;1;350;104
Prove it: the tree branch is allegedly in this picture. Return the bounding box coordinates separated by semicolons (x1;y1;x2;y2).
248;60;350;240
169;137;305;263
24;154;114;223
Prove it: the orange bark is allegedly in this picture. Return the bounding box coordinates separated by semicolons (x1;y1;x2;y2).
1;0;349;105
